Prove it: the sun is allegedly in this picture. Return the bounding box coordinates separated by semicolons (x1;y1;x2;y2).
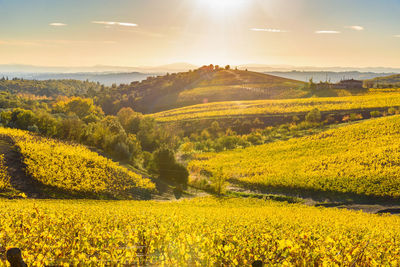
197;0;247;13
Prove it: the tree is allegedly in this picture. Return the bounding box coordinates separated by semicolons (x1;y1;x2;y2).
225;65;231;70
11;108;36;130
305;108;322;123
209;121;221;137
54;97;103;119
211;167;227;196
370;110;381;118
308;78;317;91
152;148;188;186
117;107;143;134
137;117;160;152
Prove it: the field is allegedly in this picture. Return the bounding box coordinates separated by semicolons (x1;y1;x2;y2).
0;197;399;266
152;91;400;122
189;115;400;199
0;127;155;198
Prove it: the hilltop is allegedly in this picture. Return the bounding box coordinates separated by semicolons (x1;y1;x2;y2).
105;65;306;113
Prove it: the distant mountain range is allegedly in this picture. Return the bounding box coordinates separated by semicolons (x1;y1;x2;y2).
0;63;198;74
0;72;158;86
238;64;400;73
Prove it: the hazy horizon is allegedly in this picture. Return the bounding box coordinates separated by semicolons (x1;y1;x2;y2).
1;0;400;68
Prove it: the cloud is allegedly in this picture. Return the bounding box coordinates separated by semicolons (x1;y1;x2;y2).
92;21;138;27
394;35;400;38
345;25;364;31
49;23;67;27
42;39;118;45
0;39;117;46
315;30;341;34
250;28;287;33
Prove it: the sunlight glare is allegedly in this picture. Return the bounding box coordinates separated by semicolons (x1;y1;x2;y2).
197;0;247;13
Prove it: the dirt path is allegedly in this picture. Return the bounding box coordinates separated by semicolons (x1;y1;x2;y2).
227;184;400;214
151;177;210;201
0;137;44;198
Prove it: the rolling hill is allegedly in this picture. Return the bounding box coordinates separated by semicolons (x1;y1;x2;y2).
110;66;306;113
189;115;400;200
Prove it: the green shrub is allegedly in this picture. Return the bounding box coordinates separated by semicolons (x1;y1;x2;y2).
305;108;322;123
370;110;381;118
152;148;189;186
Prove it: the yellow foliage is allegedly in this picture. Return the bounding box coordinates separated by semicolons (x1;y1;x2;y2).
0;127;155;197
0;198;399;265
189;115;400;198
0;154;11;190
152;92;400;122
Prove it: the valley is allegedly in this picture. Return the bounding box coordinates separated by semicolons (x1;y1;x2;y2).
0;66;399;265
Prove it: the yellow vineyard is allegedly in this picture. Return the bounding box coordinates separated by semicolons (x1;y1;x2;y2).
152;91;400;122
0;198;399;266
0;128;155;198
189;115;400;198
0;154;10;190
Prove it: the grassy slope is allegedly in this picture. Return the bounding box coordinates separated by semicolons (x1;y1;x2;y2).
189;115;400;199
137;69;306;112
176;70;306;106
151;91;400;122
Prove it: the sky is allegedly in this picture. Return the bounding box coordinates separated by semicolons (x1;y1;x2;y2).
0;0;400;68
